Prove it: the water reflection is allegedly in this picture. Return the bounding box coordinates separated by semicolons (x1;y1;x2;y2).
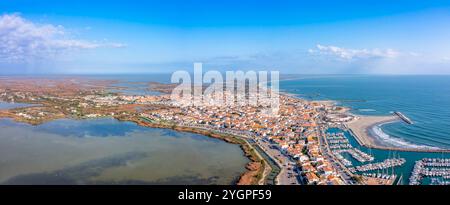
0;118;248;185
0;101;36;109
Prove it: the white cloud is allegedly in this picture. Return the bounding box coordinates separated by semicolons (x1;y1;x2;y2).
309;44;401;60
0;13;125;62
105;42;127;48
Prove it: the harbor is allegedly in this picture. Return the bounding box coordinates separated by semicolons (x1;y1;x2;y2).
326;127;450;185
324;129;400;184
409;158;450;185
2;74;450;185
344;114;450;153
354;158;406;172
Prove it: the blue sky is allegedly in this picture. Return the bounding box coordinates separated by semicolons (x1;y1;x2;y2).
1;0;450;74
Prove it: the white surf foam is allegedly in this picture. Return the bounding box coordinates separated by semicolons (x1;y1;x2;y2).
371;123;441;150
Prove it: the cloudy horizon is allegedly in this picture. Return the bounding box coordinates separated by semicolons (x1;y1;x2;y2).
1;0;450;75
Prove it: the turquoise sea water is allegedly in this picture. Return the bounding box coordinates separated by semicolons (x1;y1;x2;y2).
88;75;450;142
281;75;450;150
70;74;450;184
3;74;449;184
94;74;450;184
280;75;450;184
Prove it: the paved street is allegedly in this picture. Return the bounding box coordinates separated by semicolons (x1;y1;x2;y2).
256;139;302;185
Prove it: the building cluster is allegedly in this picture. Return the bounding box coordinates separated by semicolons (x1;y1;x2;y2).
142;94;346;185
2;84;351;185
0;91;40;103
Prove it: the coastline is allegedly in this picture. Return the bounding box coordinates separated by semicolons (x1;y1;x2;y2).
289;91;450;153
345;115;399;147
5;76;450;185
0;112;269;185
345;115;449;153
283;80;450;154
0;84;272;185
118;116;271;185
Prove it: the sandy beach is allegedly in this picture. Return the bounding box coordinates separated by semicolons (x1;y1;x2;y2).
345;115;450;153
345;115;399;147
312;100;336;106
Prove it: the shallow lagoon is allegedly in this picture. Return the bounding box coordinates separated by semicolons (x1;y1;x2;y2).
0;118;249;185
0;101;35;109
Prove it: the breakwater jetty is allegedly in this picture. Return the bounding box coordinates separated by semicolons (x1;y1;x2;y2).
344;115;450;153
394;111;414;124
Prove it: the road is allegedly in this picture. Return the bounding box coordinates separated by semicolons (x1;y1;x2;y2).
256;139;302;185
144;119;301;185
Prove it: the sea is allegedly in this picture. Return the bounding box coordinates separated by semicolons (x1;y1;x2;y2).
77;74;450;184
280;75;450;184
280;75;450;150
2;74;450;184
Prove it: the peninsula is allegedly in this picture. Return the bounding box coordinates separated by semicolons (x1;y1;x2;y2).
2;76;447;185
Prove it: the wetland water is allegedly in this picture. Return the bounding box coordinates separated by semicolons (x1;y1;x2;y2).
0;101;35;109
0;118;249;185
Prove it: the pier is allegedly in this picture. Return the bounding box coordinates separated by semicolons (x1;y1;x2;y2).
344;123;450;153
355;158;406;172
394;111;414;124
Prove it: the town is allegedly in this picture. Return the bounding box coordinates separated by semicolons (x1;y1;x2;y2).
0;77;448;185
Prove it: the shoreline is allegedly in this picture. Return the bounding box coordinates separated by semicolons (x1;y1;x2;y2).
0;113;269;185
345;115;450;153
290;93;450;153
289;90;450;154
0;84;271;185
119;116;270;185
345;115;399;147
4;76;450;185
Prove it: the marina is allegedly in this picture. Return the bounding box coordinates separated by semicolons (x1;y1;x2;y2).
354;158;406;172
409;158;450;185
327;127;450;185
326;131;374;165
324;128;405;184
2;74;450;185
362;173;396;181
1;0;450;190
